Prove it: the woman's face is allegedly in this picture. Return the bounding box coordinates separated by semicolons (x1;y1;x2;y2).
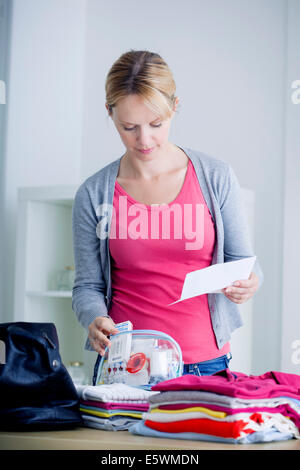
107;94;178;160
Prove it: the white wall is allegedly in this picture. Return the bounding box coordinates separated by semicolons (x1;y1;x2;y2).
0;0;11;324
2;0;297;375
2;0;87;322
281;0;300;374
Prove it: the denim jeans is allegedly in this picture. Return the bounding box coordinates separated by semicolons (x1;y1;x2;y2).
183;352;232;377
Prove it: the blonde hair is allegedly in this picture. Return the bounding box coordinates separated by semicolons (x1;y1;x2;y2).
105;49;177;120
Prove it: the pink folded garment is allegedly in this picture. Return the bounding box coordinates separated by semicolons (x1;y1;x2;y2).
80;400;149;411
154;403;300;430
151;370;300;400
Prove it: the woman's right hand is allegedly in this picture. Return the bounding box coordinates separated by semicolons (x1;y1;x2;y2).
88;316;119;356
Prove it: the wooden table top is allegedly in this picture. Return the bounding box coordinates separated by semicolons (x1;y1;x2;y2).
1;426;300;451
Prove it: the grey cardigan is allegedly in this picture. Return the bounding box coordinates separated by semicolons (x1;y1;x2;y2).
72;146;263;352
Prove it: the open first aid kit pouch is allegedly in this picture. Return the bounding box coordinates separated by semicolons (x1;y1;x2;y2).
94;324;183;390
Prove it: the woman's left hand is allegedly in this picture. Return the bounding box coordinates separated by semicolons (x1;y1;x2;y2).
222;271;259;304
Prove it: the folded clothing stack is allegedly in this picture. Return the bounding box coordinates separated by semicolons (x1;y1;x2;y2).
130;370;300;444
76;383;158;431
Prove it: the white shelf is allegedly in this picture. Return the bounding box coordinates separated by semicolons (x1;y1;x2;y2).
18;184;78;204
13;184;98;385
26;290;72;298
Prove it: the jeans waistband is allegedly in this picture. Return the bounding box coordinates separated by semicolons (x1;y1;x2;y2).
185;352;232;367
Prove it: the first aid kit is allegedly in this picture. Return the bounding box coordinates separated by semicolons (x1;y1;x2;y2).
94;323;183;390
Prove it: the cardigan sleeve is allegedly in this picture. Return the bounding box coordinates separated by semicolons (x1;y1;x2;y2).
220;164;264;288
71;182;109;335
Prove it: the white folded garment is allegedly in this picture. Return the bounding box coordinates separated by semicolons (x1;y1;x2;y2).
80;383;159;403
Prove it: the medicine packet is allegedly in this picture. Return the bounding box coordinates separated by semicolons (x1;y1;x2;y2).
107;320;133;364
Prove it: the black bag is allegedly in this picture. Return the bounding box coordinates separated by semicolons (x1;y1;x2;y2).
0;322;83;430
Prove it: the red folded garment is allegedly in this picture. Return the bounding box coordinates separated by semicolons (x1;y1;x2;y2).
145;417;255;439
151;370;300;400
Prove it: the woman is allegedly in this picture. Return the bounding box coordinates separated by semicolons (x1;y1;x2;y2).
72;49;263;378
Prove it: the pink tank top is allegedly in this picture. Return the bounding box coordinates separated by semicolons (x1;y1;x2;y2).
108;158;230;363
